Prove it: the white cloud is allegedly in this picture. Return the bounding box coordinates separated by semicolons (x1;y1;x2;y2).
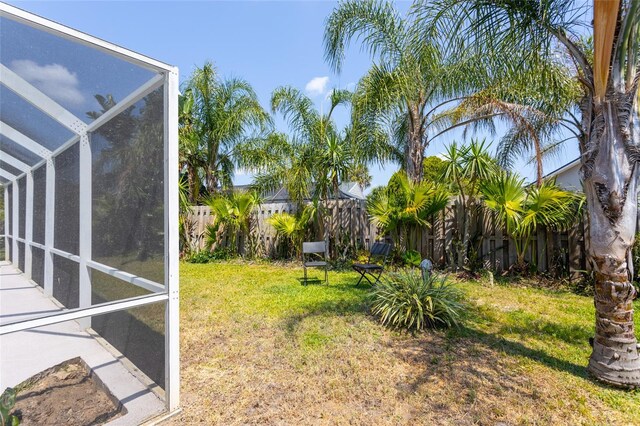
10;59;85;106
305;76;329;97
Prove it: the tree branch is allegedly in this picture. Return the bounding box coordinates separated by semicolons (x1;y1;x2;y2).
430;113;502;141
552;29;593;89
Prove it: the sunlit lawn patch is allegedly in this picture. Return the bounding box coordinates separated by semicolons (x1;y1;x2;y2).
169;261;640;425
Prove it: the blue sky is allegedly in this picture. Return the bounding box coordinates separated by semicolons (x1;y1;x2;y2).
6;0;579;189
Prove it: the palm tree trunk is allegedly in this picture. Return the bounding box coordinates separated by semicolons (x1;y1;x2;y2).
187;164;198;203
406;108;425;183
584;99;640;387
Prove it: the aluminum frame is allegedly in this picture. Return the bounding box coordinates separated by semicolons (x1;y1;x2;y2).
0;1;179;415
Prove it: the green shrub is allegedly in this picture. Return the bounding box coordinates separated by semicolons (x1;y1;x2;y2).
186;247;233;263
370;270;466;331
402;250;421;268
0;387;19;426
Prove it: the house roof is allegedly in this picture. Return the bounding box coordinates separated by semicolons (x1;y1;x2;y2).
542;157;580;180
234;182;366;202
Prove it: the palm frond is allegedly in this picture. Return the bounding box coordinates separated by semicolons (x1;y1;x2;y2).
480;172;526;235
324;0;406;72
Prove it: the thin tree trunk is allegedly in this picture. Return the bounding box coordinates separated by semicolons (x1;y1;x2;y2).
334;182;340;259
187;164;198;203
406;108;425;183
461;199;475;271
584;99;640;387
455;196;467;271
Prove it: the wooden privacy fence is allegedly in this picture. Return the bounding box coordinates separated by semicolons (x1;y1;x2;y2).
185;199;377;257
186;199;588;276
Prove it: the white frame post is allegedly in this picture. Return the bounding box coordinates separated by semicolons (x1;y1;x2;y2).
44;158;55;296
78;134;92;329
164;67;180;412
11;180;19;266
24;170;34;279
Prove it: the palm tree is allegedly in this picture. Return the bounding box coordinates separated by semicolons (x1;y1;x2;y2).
423;0;640;386
438;63;581;187
178;90;207;203
181;62;270;194
268;205;316;259
243;87;375;250
441;139;499;271
367;172;450;253
324;0;482;183
481;174;580;271
205;190;261;256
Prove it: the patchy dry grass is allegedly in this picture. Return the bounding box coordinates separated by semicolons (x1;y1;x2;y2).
167;262;640;425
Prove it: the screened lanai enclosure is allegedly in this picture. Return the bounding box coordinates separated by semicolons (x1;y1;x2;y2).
0;3;179;422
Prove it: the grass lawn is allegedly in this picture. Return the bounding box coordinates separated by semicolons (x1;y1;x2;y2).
168;261;640;425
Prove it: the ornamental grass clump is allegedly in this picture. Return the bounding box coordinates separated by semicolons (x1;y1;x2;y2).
370;270;466;331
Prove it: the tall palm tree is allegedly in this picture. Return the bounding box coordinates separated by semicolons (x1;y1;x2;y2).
324;0;481;183
437;62;582;186
181;62;270;194
423;0;640;387
243;87;374;248
179;90;206;203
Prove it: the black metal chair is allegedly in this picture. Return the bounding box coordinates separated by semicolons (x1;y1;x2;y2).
302;241;328;285
352;242;391;286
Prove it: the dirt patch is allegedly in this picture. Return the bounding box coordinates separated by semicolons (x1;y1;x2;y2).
10;357;125;426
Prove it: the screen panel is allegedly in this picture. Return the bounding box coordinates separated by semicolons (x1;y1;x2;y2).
17;176;25;239
91;280;165;389
6;184;12;235
0;161;21;177
0;84;74;152
31;246;44;287
91;87;164;286
32;165;46;244
0;133;43;167
54;143;79;255
0;16;156;125
52;254;79;308
17;241;24;272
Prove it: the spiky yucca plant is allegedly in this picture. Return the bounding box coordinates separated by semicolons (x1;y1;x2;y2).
370;270;466;331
